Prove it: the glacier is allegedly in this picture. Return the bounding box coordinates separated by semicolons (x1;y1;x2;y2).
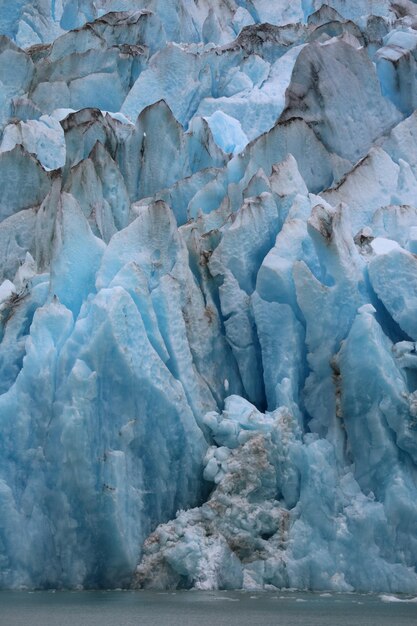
1;0;417;593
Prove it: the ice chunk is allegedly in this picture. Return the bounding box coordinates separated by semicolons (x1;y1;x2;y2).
280;40;401;163
0;115;66;171
232;8;255;34
0;146;51;221
0;279;16;307
380;594;417;603
204;111;248;155
49;193;105;316
0;209;36;282
371;237;401;255
368;247;417;339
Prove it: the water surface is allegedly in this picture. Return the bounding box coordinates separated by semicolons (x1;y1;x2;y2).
1;590;416;626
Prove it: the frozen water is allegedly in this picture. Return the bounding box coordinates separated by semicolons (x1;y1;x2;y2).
0;0;417;595
204;111;247;155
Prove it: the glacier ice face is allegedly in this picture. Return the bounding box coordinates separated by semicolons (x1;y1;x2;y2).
1;0;417;593
135;394;417;593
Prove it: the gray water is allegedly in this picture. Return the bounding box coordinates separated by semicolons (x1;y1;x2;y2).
0;590;416;626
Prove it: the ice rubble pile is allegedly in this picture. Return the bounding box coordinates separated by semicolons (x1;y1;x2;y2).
1;0;417;593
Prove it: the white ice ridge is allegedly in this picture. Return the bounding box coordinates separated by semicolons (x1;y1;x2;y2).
1;0;417;593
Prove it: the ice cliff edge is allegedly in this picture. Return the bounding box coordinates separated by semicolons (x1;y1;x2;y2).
1;0;417;593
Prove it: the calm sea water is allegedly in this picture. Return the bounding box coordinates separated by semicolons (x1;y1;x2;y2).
0;590;416;626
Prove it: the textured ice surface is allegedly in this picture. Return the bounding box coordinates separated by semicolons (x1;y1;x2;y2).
1;0;417;594
204;111;247;155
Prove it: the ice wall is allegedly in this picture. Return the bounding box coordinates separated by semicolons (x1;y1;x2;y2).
0;0;417;592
